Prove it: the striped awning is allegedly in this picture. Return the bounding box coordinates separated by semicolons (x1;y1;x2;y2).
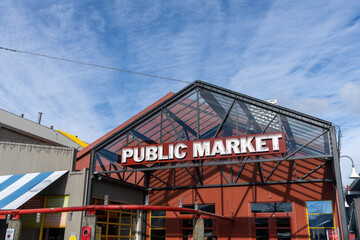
0;170;68;210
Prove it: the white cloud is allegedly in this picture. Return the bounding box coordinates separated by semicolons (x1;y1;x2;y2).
0;0;359;164
340;82;360;114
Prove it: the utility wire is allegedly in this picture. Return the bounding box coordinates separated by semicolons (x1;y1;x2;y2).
0;46;191;84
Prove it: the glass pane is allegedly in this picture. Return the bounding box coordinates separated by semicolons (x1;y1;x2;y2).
307;201;332;214
204;219;213;228
256;229;269;240
199;90;223;139
199;205;215;213
121;217;131;224
251;203;292;213
108;237;119;240
109;212;120;223
276;218;290;227
108;224;119;235
163;91;198;142
310;228;328;240
277;229;291;240
283;115;328;156
204;230;213;240
96;210;107;222
104;134;127;155
151;229;166;239
308;215;334;228
152;210;166;216
97;223;107;235
255;218;268;227
151;218;166;228
246;102;280;134
183;219;193;228
120;226;130;236
220;104;240;137
181;205;215;214
133;113;162;144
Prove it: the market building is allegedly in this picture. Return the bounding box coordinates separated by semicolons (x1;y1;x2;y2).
75;81;348;240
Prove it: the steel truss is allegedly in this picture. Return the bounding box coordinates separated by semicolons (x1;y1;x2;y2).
87;81;334;192
93;153;333;191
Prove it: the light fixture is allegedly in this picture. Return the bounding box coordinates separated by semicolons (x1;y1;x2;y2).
350;167;360;179
341;155;360;179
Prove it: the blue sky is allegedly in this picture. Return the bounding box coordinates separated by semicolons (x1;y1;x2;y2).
0;1;360;184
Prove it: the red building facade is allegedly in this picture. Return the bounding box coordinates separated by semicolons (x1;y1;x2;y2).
76;81;345;240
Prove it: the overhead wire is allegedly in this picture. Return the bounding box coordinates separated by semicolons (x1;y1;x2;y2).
0;46;192;84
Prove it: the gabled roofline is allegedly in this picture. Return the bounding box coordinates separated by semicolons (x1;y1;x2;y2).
89;80;332;153
77;92;176;159
92;82;198;151
195;80;332;127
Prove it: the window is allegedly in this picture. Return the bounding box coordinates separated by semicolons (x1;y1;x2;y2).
20;196;69;240
150;210;166;240
251;202;292;240
251;203;292;213
94;199;137;240
181;204;215;240
253;218;291;240
306;201;335;240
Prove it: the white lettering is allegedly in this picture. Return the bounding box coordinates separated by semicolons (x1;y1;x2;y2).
271;133;282;151
193;141;211;158
158;145;169;160
255;136;269;152
225;138;241;155
174;143;187;159
211;139;226;156
240;136;255;153
133;147;145;162
121;148;133;164
145;146;158;161
168;144;174;159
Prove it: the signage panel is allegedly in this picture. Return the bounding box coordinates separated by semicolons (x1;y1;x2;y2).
121;132;286;165
5;229;15;240
326;229;339;240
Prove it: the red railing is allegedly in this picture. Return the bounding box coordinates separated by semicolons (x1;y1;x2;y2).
0;204;234;221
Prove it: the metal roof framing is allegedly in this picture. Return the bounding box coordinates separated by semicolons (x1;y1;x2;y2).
93;80;332;152
86;80;337;194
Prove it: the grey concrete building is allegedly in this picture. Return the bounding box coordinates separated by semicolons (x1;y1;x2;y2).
0;109;87;240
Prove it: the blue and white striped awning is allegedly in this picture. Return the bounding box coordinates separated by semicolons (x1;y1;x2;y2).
0;170;68;210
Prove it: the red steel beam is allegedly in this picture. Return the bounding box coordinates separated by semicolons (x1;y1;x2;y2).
0;205;234;221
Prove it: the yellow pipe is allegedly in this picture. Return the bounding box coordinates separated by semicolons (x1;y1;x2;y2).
57;130;88;148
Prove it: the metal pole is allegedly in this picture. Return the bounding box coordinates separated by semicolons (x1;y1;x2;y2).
196;87;200;140
86;150;96;206
330;126;349;240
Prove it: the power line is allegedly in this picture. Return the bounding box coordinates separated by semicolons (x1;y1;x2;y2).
0;46;191;84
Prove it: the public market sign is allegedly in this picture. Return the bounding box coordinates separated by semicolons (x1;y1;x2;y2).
121;132;286;165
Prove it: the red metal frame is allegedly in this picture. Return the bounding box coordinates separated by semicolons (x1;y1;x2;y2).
0;204;234;221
